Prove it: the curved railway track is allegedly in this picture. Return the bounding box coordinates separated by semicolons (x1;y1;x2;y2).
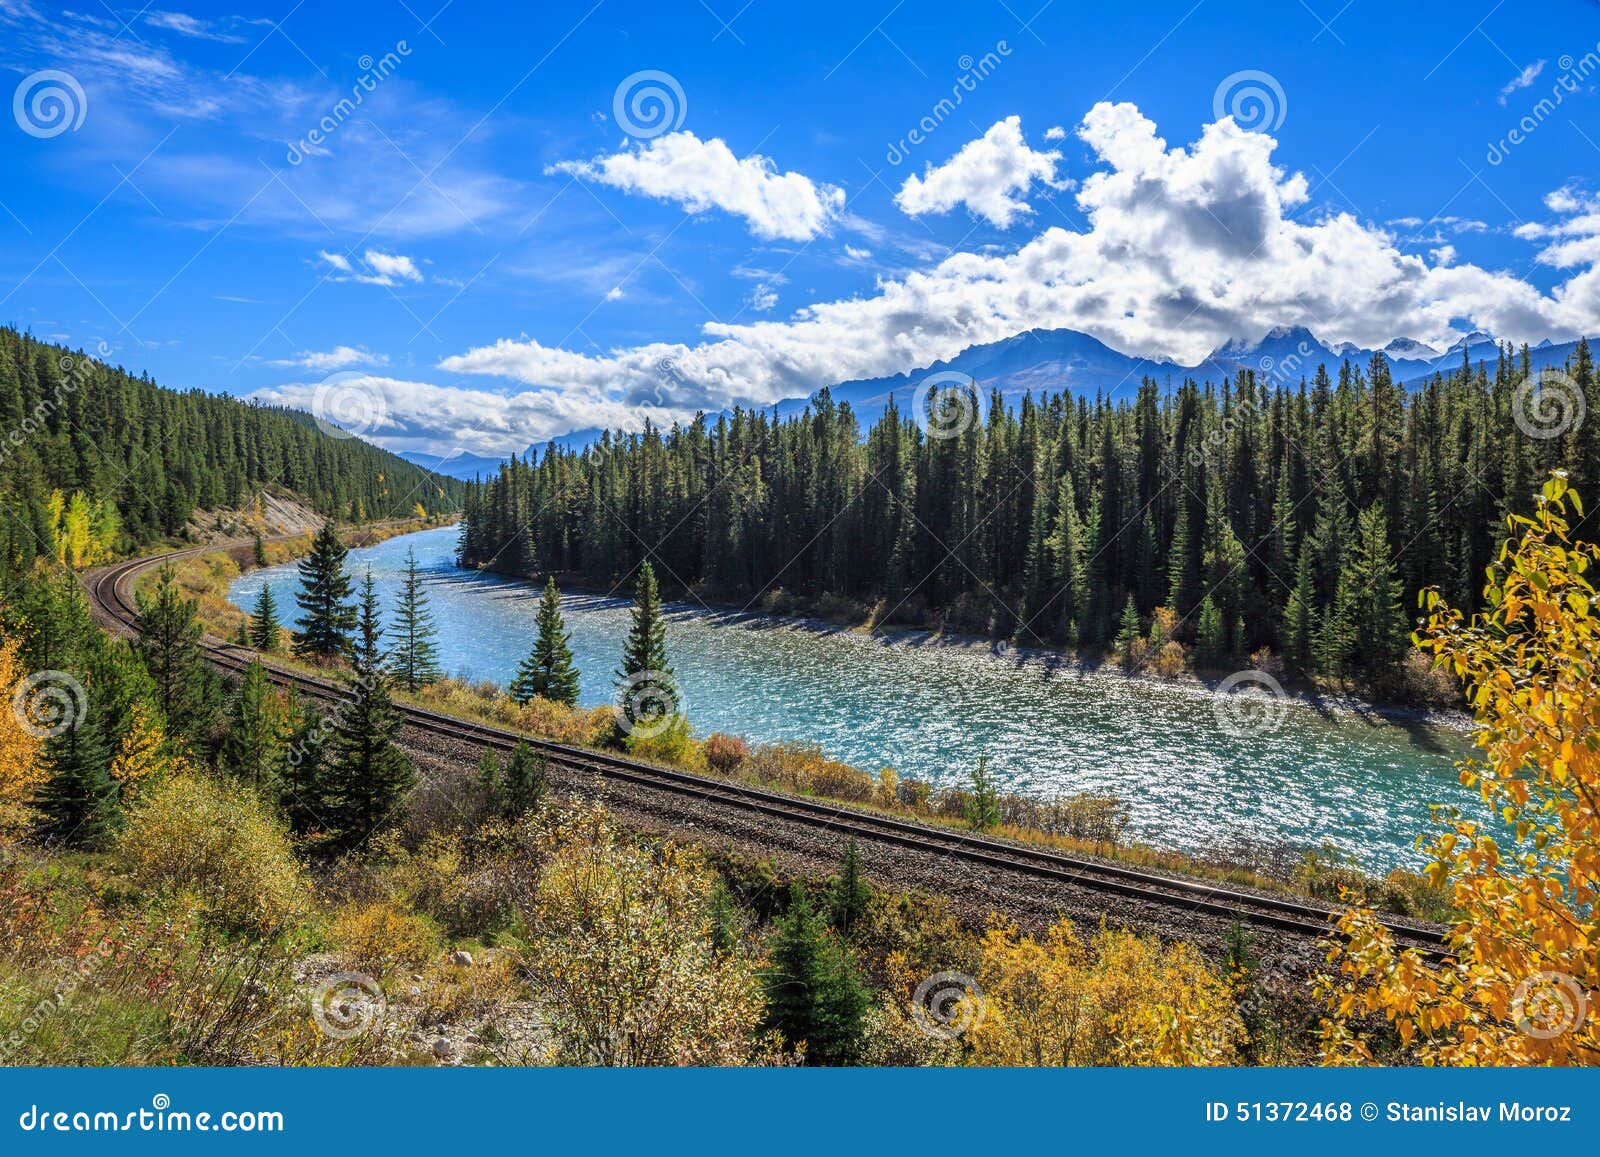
86;542;1452;959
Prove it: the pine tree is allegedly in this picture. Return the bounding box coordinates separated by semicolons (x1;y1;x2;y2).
388;547;442;693
1282;550;1316;675
501;740;548;815
278;693;329;838
1345;502;1408;686
829;838;871;933
320;575;414;850
1194;595;1227;667
964;754;1002;831
250;583;281;652
615;561;675;728
476;748;502;812
219;660;284;794
510;577;580;705
1114;594;1141;666
33;703;119;848
294;521;356;661
135;564;219;741
761;883;870;1065
616;561;670;683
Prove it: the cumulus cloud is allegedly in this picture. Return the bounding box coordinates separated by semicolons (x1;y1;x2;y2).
324;101;1600;456
549;131;844;241
317;249;424;286
1498;59;1547;104
894;116;1069;228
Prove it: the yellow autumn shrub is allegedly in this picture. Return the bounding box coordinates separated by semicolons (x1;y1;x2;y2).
520;803;770;1066
964;919;1242;1066
116;769;309;936
329;900;442;977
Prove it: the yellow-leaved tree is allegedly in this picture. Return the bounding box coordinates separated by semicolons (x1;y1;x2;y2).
0;636;46;835
1319;473;1598;1065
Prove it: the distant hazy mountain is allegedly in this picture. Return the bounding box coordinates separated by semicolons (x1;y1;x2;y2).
410;325;1589;471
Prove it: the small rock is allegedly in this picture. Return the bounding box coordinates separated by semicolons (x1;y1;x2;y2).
464;1033;482;1045
409;986;422;997
451;950;474;967
431;1038;453;1060
411;973;424;982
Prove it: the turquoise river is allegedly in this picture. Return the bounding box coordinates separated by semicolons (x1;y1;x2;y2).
229;525;1485;872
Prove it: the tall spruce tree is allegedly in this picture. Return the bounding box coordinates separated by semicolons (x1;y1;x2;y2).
616;561;670;683
501;740;548;815
219;660;285;794
761;883;870;1065
249;583;281;652
135;564;219;741
829;839;871;933
388;547;442;692
294;521;356;661
510;577;580;705
33;702;119;848
320;575;415;850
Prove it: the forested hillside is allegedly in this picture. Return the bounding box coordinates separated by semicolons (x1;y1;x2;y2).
0;327;463;574
459;340;1596;696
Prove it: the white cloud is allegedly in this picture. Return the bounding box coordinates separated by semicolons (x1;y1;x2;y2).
268;345;389;371
427;102;1600;450
247;373;700;458
143;11;248;43
843;245;873;260
746;284;779;312
549;131;844;241
894;116;1069;228
1043;125;1066;141
317;249;424;287
1498;59;1547;104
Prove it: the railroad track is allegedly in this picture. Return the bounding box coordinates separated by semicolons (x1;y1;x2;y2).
86;543;1453;959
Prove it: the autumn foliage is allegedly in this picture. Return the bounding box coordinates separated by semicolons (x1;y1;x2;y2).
1319;474;1599;1065
0;638;45;836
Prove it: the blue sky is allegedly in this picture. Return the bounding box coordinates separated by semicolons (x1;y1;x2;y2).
3;0;1600;458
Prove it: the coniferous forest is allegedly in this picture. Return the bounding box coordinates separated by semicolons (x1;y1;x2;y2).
459;340;1596;697
0;327;464;578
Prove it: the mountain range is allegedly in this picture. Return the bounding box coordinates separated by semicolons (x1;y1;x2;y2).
403;326;1588;479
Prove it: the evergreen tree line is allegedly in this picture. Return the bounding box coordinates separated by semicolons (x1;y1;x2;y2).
458;341;1597;694
0;327;463;576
